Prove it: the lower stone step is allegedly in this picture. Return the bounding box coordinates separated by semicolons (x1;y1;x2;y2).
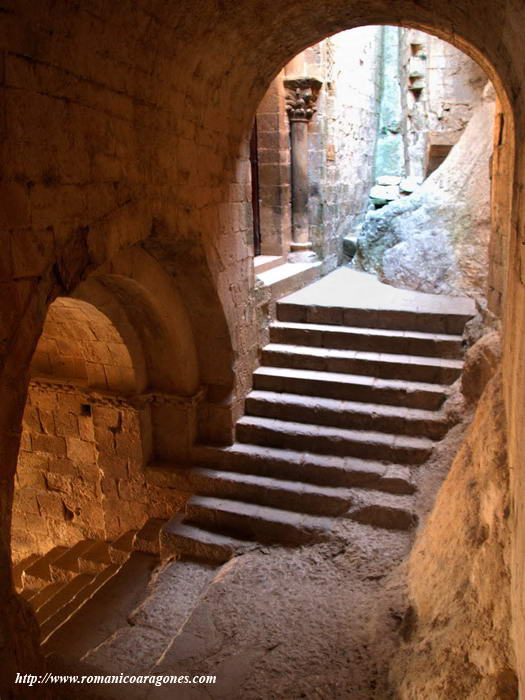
36;573;95;626
109;530;138;564
39;565;120;644
28;581;68;612
185;495;333;546
148;464;362;516
133;518;166;555
245;390;450;439
23;547;68;590
12;554;40;590
253;366;449;410
42;552;158;657
344;490;418;531
160;518;256;563
78;541;113;574
236;416;434;465
49;540;97;582
185;444;416;494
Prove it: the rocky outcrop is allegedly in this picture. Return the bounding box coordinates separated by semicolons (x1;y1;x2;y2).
462;330;501;403
356;83;496;298
390;366;517;698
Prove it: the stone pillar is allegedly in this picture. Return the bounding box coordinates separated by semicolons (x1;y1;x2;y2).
284;75;322;262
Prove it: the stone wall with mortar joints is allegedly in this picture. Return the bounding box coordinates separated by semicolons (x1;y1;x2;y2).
31;298;136;393
399;28;487;179
256;72;292;257
12;382;185;564
305;29;383;265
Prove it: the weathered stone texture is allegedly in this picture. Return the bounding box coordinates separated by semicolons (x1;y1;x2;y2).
391;370;515;698
356;85;495;297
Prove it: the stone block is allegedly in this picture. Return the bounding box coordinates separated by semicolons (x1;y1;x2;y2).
33;433;67;456
66;437;97;464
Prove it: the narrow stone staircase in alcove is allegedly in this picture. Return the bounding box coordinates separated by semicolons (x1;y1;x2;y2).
147;269;475;562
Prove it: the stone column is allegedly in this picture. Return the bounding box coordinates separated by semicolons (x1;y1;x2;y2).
284;75;322;262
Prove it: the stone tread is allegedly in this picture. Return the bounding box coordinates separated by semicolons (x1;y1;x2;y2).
150;464;400;516
50;540;97;581
236;415;434;465
270;320;463;343
40;565;120;644
78;541;113;573
254;365;453;392
263;342;463;369
12;554;40;590
343;489;418;531
42;553;157;657
36;573;95;625
23;546;69;588
245;389;450;438
28;581;69;612
186;494;333;545
276;300;473;333
133;518;166;554
187;443;420;490
253;365;450;409
110;530;138;564
161;519;256;563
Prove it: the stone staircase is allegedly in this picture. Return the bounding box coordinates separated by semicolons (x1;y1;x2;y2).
13;532;143;647
145;294;473;562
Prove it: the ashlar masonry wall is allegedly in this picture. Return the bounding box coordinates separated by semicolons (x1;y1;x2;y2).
11;297;184;564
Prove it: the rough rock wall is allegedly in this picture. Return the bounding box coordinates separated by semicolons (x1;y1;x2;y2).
391;362;517;698
356;83;495;297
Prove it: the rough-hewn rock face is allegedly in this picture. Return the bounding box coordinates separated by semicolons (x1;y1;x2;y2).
391;369;516;698
462;330;502;403
356;83;496;297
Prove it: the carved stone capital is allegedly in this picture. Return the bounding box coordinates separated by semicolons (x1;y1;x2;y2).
284;77;323;122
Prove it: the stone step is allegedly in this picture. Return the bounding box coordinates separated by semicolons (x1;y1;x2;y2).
186;444;415;494
133;518;166;555
49;540;97;582
23;547;69;590
148;464;377;517
276;301;473;334
36;574;95;625
78;541;113;574
236;416;434;465
253;366;449;410
185;495;333;546
344;489;418;531
12;554;40;590
28;581;69;612
40;565;120;644
160;517;256;563
42;552;158;657
270;321;464;358
109;530;138;564
261;343;462;384
245;390;449;439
